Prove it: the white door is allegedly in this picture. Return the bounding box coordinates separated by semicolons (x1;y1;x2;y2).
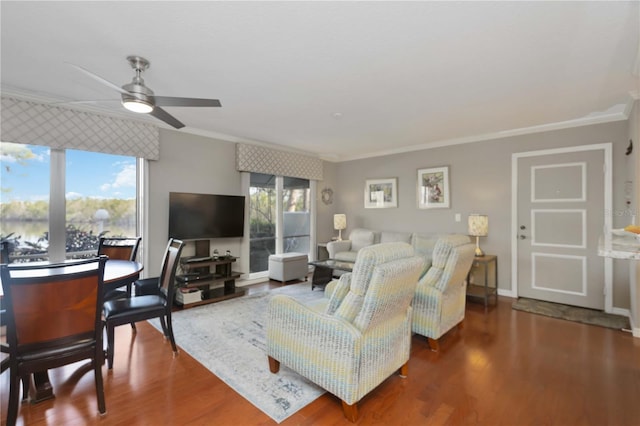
514;145;611;310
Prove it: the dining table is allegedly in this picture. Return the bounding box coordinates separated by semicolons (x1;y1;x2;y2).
0;258;144;403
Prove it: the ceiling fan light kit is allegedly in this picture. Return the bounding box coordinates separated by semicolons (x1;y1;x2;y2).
122;97;154;113
70;55;221;128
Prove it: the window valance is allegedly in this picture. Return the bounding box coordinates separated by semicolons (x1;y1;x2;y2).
1;97;160;160
236;143;323;180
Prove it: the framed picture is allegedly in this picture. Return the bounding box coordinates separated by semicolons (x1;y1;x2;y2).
417;166;450;209
364;178;398;209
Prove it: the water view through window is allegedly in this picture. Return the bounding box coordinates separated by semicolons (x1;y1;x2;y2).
0;142;137;262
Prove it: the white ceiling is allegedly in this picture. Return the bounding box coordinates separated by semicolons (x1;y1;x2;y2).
1;1;639;161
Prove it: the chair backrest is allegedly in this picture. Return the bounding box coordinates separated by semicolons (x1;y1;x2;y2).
331;242;423;329
420;235;475;291
98;237;141;262
157;239;184;302
1;240;10;264
0;256;107;355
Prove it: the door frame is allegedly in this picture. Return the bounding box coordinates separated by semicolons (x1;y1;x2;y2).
511;143;613;312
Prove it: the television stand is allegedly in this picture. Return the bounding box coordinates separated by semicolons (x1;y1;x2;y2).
176;256;245;308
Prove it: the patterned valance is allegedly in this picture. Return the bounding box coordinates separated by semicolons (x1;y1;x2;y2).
1;97;160;160
236;143;323;180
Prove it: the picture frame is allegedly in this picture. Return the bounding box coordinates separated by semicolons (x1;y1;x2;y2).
364;178;398;209
417;166;450;209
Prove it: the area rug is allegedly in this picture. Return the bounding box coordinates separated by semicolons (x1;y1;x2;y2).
149;283;326;423
512;298;630;330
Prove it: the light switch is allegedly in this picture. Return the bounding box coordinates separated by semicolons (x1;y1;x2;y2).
455;213;461;222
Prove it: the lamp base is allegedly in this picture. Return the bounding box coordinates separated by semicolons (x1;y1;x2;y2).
474;236;484;257
337;229;343;241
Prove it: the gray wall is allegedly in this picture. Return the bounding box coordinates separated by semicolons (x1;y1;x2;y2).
320;121;631;309
146;119;632;310
146;130;243;276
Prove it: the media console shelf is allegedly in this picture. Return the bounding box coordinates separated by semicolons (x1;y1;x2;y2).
177;256;245;308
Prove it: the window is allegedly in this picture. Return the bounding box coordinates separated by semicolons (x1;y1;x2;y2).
248;173;314;275
0;143;50;262
283;177;310;254
249;173;276;273
0;142;139;262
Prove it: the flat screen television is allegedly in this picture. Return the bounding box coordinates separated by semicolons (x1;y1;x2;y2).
169;192;245;239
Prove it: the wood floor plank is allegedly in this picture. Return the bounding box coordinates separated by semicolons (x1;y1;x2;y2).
1;281;639;425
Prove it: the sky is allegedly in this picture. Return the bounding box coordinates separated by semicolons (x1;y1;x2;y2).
0;142;136;202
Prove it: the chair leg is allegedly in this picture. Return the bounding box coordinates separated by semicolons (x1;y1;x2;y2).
165;314;178;354
159;316;169;338
106;323;115;370
7;369;21;426
20;374;29;402
427;337;440;352
341;400;359;422
399;361;409;378
130;322;137;332
268;356;280;373
93;358;106;415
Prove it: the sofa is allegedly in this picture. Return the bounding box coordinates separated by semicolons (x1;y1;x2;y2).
327;228;476;351
326;228;412;262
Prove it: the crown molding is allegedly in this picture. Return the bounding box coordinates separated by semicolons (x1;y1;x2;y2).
332;100;633;163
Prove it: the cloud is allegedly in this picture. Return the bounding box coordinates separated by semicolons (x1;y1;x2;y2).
101;164;136;192
66;191;83;199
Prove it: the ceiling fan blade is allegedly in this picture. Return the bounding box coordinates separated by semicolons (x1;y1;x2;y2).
67;62;130;95
155;96;221;107
150;106;185;129
51;99;120;106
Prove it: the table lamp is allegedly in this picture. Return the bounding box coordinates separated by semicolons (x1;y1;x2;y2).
468;214;488;257
334;214;347;241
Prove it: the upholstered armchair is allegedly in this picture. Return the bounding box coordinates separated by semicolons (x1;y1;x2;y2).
411;234;475;351
266;242;424;421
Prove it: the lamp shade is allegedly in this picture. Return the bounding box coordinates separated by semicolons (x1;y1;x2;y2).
333;214;347;230
468;214;489;237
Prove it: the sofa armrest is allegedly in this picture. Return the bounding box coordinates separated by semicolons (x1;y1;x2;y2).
326;240;352;258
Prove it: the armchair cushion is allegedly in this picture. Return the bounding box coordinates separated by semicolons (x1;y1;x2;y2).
325;275;352;315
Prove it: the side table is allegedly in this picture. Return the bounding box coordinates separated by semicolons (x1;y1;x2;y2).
316;242;329;261
466;254;498;313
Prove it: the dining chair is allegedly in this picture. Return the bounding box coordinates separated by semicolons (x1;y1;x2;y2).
103;238;184;369
0;240;10;326
0;240;9;264
98;236;141;301
0;256;108;425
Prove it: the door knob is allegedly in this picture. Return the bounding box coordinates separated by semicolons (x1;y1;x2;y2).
520;225;526;230
519;235;526;240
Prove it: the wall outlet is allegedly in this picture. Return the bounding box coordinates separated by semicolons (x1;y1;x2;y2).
455;213;461;222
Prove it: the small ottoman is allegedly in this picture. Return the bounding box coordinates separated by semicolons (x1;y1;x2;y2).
268;252;309;283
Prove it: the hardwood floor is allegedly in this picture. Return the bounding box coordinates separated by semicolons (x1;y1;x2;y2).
1;280;639;425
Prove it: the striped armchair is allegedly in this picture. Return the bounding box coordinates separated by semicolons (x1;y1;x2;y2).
266;242;424;422
411;234;475;351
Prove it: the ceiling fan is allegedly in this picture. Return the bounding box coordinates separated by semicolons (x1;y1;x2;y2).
70;55;221;129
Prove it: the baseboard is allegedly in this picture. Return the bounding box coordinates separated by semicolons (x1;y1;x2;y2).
236;276;270;287
497;288;516;298
610;307;630;317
